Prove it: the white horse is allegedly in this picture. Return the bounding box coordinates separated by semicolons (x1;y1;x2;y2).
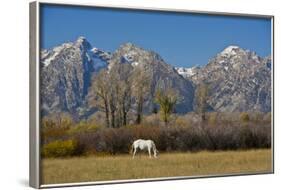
131;139;158;158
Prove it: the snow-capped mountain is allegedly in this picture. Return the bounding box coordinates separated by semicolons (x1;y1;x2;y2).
40;37;195;117
190;45;271;112
108;42;195;113
40;37;110;116
90;47;112;70
108;43;147;69
39;38;271;118
41;37;111;70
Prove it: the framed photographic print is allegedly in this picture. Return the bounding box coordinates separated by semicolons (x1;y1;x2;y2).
29;1;274;188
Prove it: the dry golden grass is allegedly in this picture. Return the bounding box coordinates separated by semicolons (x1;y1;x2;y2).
42;149;272;184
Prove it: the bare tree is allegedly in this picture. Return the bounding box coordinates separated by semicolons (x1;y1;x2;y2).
89;63;134;128
132;68;151;124
194;82;217;149
88;69;110;128
107;70;118;128
121;83;132;126
195;82;209;122
114;79;132;127
108;64;133;127
119;71;133;126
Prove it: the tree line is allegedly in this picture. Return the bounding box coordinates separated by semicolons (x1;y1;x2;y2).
88;63;182;128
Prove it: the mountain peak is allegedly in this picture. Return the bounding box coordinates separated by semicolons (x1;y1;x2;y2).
75;36;91;49
76;36;87;42
221;45;241;55
122;42;135;47
118;42;143;52
90;47;112;62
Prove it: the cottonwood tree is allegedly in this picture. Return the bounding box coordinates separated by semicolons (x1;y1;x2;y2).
89;64;134;128
89;63;152;127
116;64;133;126
108;68;120;128
194;82;216;149
155;88;179;126
108;64;133;127
132;68;151;124
195;82;209;122
88;69;110;128
120;80;132;126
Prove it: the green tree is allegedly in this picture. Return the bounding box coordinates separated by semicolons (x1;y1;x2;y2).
155;88;179;125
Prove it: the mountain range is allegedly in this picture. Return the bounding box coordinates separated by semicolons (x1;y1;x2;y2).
175;46;271;112
40;37;271;118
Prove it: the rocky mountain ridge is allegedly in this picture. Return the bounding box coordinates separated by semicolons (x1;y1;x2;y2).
40;37;271;118
176;45;271;112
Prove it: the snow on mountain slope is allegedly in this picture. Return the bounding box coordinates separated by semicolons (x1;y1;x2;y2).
41;37;111;70
220;45;240;56
40;40;271;118
175;66;200;78
190;45;271;112
40;37;111;116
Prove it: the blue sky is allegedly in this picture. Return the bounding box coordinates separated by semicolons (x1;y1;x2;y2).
40;4;271;67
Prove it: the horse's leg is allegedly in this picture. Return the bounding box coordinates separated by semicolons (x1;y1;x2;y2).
133;147;137;159
148;148;151;158
153;148;157;158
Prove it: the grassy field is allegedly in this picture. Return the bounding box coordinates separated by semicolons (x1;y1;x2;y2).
41;149;272;184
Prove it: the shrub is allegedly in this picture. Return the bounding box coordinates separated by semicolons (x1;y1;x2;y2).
208;112;218;126
67;121;101;135
143;114;161;126
41;113;74;143
42;112;272;156
87;111;107;127
41;127;69;143
240;112;250;123
42;139;79;158
174;116;191;128
250;112;263;123
263;112;271;123
73;123;271;155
